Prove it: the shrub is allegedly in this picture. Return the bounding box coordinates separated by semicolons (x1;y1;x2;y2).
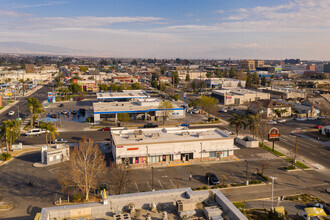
0;152;12;161
202;185;208;190
257;172;269;182
215;117;220;121
197;186;203;190
231;183;245;187
284;165;296;170
70;194;82;202
249;180;262;185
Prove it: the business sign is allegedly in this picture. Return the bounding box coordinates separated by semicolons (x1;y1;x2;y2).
183;93;186;100
268;127;280;141
226;96;232;99
48;92;52;97
6;92;12;96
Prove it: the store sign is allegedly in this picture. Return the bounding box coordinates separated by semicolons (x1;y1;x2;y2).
268;127;280;141
127;147;139;151
226;96;232;99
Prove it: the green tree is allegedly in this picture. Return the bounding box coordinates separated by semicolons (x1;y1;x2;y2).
27;97;44;128
185;74;190;82
131;82;140;90
80;66;87;72
229;114;246;136
197;95;218;116
40;122;59;147
245;69;253;89
151;73;158;81
245;114;261;138
229;66;236;78
117;113;130;124
99;84;108;91
172;71;180;85
253;72;259;85
69;83;82;94
158;100;173;124
151;80;158;88
159;83;166;92
192;80;197;92
206;72;212;78
0;120;21;152
223;69;228;78
109;84;117;92
261;76;267;86
117;85;124;92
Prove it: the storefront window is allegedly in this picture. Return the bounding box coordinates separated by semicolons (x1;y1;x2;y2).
209;151;216;158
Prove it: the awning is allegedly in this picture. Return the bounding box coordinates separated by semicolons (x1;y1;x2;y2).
304;207;327;217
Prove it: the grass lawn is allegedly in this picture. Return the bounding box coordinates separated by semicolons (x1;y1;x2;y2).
259;143;285;157
284;158;309;169
7;100;14;103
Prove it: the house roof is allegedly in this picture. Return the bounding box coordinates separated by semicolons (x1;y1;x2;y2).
254;99;291;108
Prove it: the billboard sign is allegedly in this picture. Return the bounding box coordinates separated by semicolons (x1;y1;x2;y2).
268;127;280;141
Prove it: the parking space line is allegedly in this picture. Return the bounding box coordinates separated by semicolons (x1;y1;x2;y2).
146;181;152;190
135;182;139;192
158;180;164;189
170;179;176;188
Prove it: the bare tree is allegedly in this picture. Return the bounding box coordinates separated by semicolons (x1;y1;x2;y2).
257;159;270;175
57;137;106;201
109;164;132;194
158;100;173;125
257;120;270;145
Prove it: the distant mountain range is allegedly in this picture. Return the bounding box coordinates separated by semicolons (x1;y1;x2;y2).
0;41;93;56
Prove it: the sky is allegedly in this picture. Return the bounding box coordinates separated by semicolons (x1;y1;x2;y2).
0;0;330;60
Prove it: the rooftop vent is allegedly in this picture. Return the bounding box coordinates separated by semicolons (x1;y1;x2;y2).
151;133;160;139
182;131;189;136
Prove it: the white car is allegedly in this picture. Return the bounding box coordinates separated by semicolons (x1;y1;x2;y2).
8;111;15;116
53;138;68;144
295;117;307;121
223;130;233;135
307;117;317;120
267;120;277;124
220;108;227;113
26;128;46;136
277;119;286;123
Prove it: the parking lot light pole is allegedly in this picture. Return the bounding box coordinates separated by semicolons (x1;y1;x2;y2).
270;176;277;210
294;128;300;163
245;160;249;185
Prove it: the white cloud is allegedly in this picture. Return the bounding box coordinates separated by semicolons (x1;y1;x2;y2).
14;1;69;8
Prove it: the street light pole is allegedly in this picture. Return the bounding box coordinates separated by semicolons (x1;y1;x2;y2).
270;176;277;210
294;128;300;163
245;160;249;185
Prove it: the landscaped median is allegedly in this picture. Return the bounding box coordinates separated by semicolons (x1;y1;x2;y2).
283;158;310;170
259;143;285;157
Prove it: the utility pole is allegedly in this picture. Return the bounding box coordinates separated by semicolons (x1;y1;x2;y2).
270;176;277;210
294;129;299;163
152;167;154;191
245;160;249;185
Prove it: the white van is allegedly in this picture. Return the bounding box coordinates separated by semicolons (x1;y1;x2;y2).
26;128;46;136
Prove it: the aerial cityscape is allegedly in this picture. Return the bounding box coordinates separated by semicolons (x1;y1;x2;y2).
0;0;329;220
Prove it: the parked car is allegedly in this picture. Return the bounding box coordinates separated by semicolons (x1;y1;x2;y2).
267;120;277;124
53;138;68;144
205;173;220;185
61;110;68;115
78;108;86;114
307;117;317;121
191;109;200;114
8;111;15;116
277;119;286;123
314;125;322;129
180;123;190;128
59;104;64;107
50;113;58;118
71;110;77;114
143;123;158;128
19;113;27;118
77;97;83;101
298;212;319;220
318;116;327;119
26;128;46;136
223;130;233;135
295;117;307;121
306;203;330;215
220;108;227;113
100;127;111;131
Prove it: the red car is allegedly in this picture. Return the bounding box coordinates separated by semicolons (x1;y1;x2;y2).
100;127;111;131
77;97;83;101
314;125;322;129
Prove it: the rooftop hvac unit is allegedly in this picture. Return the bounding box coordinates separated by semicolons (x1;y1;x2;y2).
128;134;135;140
182;131;189;136
176;199;196;212
134;130;143;135
197;133;204;138
151;133;160;139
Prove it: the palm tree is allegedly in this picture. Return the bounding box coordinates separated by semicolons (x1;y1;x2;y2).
0;120;21;152
245;114;261;138
28;97;44;128
40;122;59;147
229;113;246;136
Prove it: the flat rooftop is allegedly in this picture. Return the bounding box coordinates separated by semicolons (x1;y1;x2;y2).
112;127;232;145
93;99;182;114
96;90;149;100
212;88;269;96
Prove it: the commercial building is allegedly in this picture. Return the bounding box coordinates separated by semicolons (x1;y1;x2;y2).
249;100;292;119
321;125;330;136
255;60;264;68
176;70;207;80
202;78;246;89
96;90;149;102
37;188;247;220
261;87;307;99
112;76;140;83
41;144;70;166
93;98;184;123
240;60;255;70
212;88;270;106
110;127;237;168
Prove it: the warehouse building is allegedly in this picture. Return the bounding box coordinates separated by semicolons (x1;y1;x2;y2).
212;88;270;106
109;127;237;168
261;87;306;99
93;98;184;123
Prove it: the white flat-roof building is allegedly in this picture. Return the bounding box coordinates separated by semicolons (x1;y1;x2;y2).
212;88;270;106
261;87;306;99
93;98;184;123
96;90;149;102
41;144;70;166
110;127;237;168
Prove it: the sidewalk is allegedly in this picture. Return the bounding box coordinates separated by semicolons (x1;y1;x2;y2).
0;100;19;115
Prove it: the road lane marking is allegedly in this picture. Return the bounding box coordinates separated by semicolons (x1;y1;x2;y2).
170;179;176;188
146;181;152;190
158;180;164;189
135;182;139;192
